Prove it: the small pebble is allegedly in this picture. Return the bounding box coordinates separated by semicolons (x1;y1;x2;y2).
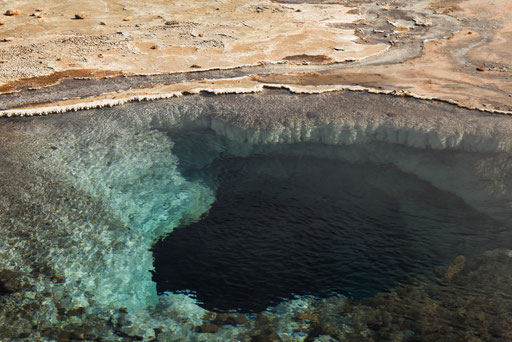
198;33;205;37
36;8;44;12
123;16;133;21
74;13;86;19
0;21;5;26
100;21;107;25
4;9;21;16
476;66;486;72
226;313;248;325
150;45;158;50
197;324;219;333
296;312;318;322
212;313;229;325
52;274;65;283
190;64;202;68
252;332;279;342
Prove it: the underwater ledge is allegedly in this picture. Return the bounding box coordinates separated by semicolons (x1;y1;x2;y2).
1;89;512;341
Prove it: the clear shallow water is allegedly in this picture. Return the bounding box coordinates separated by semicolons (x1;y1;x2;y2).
152;131;508;313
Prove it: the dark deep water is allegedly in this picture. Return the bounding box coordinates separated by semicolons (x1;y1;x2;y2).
152;150;505;313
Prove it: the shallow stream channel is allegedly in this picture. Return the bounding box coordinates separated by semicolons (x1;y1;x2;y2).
1;90;512;341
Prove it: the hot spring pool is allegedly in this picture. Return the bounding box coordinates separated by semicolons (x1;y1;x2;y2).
153;136;508;313
1;90;512;341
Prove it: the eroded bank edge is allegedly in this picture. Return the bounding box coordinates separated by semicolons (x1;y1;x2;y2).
1;81;511;118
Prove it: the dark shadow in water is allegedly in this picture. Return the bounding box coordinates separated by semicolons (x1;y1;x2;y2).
0;282;10;296
152;137;506;312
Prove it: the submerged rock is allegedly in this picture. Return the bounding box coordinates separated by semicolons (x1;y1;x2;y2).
444;255;466;280
251;332;279;342
0;269;23;293
227;313;249;326
197;324;219;333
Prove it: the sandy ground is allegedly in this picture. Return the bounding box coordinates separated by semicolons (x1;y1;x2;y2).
0;0;510;114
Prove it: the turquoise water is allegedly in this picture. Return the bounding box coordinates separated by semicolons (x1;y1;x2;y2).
1;92;512;340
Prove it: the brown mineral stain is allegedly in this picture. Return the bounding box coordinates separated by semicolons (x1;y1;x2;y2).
429;0;467;12
283;54;333;64
252;72;391;86
0;69;122;93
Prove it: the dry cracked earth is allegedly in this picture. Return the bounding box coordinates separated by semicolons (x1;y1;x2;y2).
0;0;510;115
